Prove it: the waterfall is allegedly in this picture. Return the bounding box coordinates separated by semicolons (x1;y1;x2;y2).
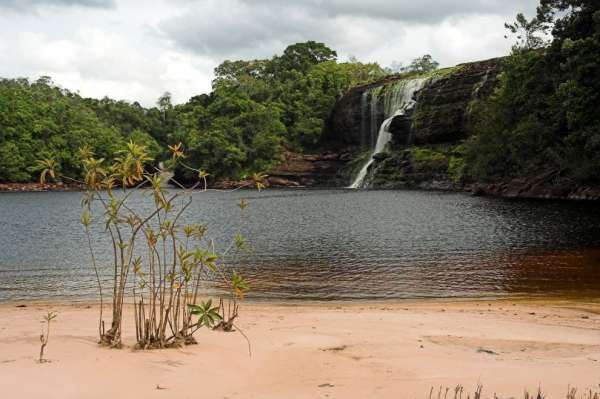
359;90;368;148
348;78;428;189
369;88;380;147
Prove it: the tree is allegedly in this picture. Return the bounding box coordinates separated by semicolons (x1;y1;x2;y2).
0;41;385;184
466;0;600;184
504;13;549;50
0;77;134;181
384;61;405;74
213;59;268;87
272;41;338;74
157;91;173;113
404;54;439;74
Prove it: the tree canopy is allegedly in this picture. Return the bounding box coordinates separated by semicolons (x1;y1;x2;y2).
466;0;600;184
0;42;386;183
0;77;160;182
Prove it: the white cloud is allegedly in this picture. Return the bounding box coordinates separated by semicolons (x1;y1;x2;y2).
0;0;540;105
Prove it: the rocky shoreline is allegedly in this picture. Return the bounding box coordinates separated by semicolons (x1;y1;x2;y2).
468;181;600;201
3;150;599;201
0;181;85;192
3;177;600;201
191;151;355;189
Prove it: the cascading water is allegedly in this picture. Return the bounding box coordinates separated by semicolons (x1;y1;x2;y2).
359;90;369;148
369;88;380;147
348;78;428;189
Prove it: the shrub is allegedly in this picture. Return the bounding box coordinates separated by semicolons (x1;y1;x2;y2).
39;142;264;349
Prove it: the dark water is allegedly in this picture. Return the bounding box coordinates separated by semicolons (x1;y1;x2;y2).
1;189;600;302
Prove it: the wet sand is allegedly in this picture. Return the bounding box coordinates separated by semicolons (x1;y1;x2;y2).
1;299;599;399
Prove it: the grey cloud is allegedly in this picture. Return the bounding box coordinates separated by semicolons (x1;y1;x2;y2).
237;0;537;24
160;1;339;59
0;0;115;12
160;0;537;59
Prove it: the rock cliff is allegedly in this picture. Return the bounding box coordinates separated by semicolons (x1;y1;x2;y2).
256;56;600;200
324;57;502;149
410;58;502;144
324;57;503;189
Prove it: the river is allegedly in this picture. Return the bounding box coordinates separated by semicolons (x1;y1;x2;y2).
1;189;599;301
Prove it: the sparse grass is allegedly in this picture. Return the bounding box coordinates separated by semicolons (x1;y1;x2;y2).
426;385;599;399
384;65;463;82
427;65;464;79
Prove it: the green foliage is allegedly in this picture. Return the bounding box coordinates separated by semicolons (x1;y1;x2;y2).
466;0;600;184
410;145;465;181
39;311;57;363
0;42;385;184
504;13;550;50
405;54;440;74
410;147;447;163
44;311;58;322
429;66;463;79
0;77;161;182
188;300;222;328
231;271;249;299
385;54;440;75
448;154;467;183
171;42;386;181
271;41;338;75
43;142;255;348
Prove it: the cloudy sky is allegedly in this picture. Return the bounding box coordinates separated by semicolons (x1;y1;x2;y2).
0;0;538;106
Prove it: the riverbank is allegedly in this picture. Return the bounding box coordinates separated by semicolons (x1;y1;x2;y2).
1;299;599;399
0;182;85;192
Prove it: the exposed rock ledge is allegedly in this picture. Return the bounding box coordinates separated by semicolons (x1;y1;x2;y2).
213;151;353;189
0;182;85;192
468;182;600;201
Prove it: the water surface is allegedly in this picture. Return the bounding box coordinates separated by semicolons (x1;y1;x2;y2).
1;189;599;301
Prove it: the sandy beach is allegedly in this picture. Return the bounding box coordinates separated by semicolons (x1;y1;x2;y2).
1;299;599;399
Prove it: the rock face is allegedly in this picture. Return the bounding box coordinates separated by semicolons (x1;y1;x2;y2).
366;145;464;191
468;178;600;201
266;151;352;187
324;57;503;149
323;75;411;148
411;58;502;144
212;151;353;189
324;58;503;189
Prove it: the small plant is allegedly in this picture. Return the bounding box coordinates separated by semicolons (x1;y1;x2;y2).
427;385;600;399
39;311;57;363
38;141;261;350
523;386;545;399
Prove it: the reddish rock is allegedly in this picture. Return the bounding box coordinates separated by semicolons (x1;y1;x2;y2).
467;178;600;201
0;182;85;192
267;177;301;187
265;151;351;187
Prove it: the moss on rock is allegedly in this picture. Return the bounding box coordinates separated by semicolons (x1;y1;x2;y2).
368;143;467;189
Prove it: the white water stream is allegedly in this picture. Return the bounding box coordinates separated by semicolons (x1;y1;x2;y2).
349;78;427;189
